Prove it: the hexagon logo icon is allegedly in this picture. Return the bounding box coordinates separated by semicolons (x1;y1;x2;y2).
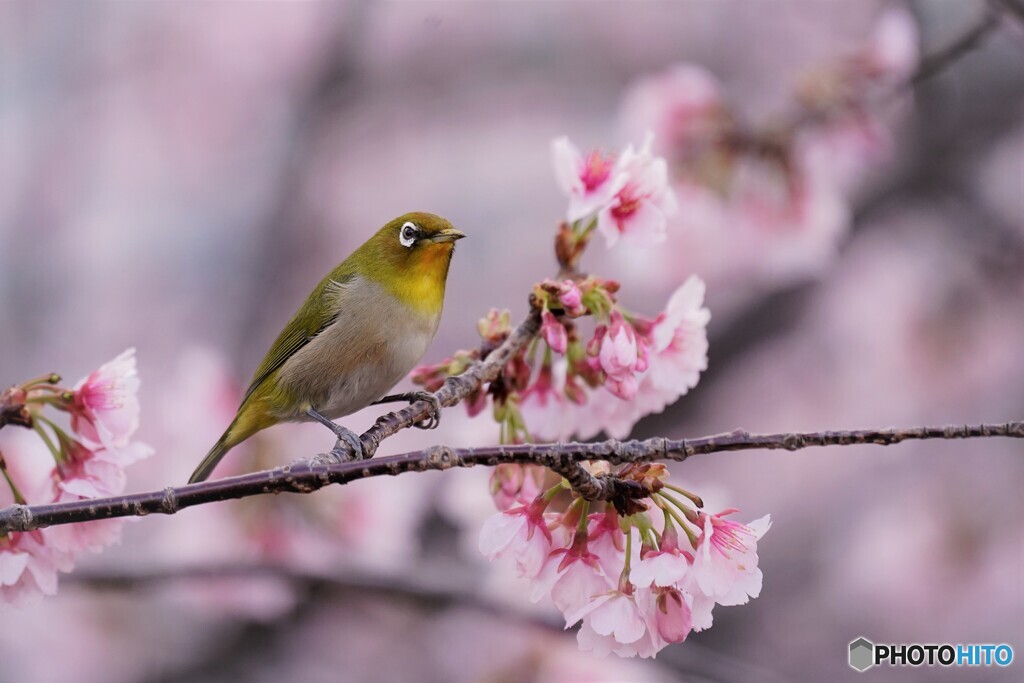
849;637;875;672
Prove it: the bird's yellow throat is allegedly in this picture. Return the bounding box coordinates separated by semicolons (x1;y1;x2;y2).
375;242;454;316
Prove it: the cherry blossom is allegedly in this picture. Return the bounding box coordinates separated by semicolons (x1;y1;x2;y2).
567;588;647;648
70;348;141;449
636;275;710;416
0;352;152;605
619;63;724;156
591;311;649;400
0;532;69;605
518;359;577;442
861;6;919;81
551;137;625;223
629;524;691;589
479;497;558;580
488;463;546;511
691;511;772;606
48;441;153;555
597;134;678;248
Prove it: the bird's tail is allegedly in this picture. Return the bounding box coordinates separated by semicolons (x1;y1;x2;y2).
188;404;275;483
189;432;233;484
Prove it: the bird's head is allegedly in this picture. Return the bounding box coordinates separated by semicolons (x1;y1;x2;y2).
355;212;465;315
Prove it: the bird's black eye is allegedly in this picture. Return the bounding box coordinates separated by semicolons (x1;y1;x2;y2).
400;222;418;248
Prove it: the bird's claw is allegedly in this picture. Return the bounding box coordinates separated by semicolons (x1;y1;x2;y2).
333;429;365;461
412;391;442;430
306;408;364;461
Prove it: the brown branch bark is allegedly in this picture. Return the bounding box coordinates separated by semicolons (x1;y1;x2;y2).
0;387;32;430
2;421;1021;535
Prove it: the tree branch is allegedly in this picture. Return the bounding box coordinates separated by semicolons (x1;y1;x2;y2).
351;306;542;458
911;5;1003;87
0;386;32;430
64;562;562;629
2;420;1021;535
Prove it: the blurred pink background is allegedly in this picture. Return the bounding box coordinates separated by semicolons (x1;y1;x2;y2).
1;1;1023;681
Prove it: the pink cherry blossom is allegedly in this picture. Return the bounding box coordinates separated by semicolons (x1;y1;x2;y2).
797;112;890;194
691;511;771;606
566;588;647;646
638;275;710;415
619;63;724;156
862;6;918;81
587;508;627;580
541;310;568;354
574;587;670;659
551;137;626;223
488;463;545;511
518;359;577;442
0;532;69;605
531;528;613;616
70;348;141;449
0;354;152;605
687;587;716;632
572;278;709;440
571;385;640;441
48;441;153;555
597;134;678;248
629;524;692;589
479;497;556;580
593;312;649;400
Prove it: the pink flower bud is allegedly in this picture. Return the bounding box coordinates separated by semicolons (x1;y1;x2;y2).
558;280;586;316
587;325;606;357
541;310;568;354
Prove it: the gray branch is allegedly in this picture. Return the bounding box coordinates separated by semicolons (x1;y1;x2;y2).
2;421;1022;534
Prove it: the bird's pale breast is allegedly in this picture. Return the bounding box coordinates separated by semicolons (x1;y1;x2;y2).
275;277;440;421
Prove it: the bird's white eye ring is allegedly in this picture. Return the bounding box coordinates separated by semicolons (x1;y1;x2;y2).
400;222;418;248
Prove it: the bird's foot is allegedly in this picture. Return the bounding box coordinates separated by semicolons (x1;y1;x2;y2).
373;391;442;430
306;408;365;461
411;391;442;430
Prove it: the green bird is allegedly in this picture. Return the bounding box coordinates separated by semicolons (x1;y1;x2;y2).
188;212;465;483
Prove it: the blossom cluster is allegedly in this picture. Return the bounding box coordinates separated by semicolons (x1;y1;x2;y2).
413;134;710;445
0;350;151;604
480;463;770;658
619;7;919;283
411;131;744;659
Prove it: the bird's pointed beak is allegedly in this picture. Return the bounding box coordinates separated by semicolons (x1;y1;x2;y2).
429;228;466;243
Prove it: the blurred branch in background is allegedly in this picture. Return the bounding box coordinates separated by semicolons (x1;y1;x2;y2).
639;0;1024;438
64;563;789;683
911;1;1002;86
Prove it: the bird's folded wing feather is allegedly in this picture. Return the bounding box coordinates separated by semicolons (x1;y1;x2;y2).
241;274;353;403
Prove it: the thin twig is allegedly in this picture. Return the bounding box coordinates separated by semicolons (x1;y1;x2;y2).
912;6;1003;87
993;0;1024;24
2;421;1021;535
0;387;32;430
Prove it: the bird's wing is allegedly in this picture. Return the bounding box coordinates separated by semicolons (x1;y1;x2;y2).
241;274;353;404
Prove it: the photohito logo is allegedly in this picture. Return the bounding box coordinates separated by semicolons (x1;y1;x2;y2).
848;637;1014;672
